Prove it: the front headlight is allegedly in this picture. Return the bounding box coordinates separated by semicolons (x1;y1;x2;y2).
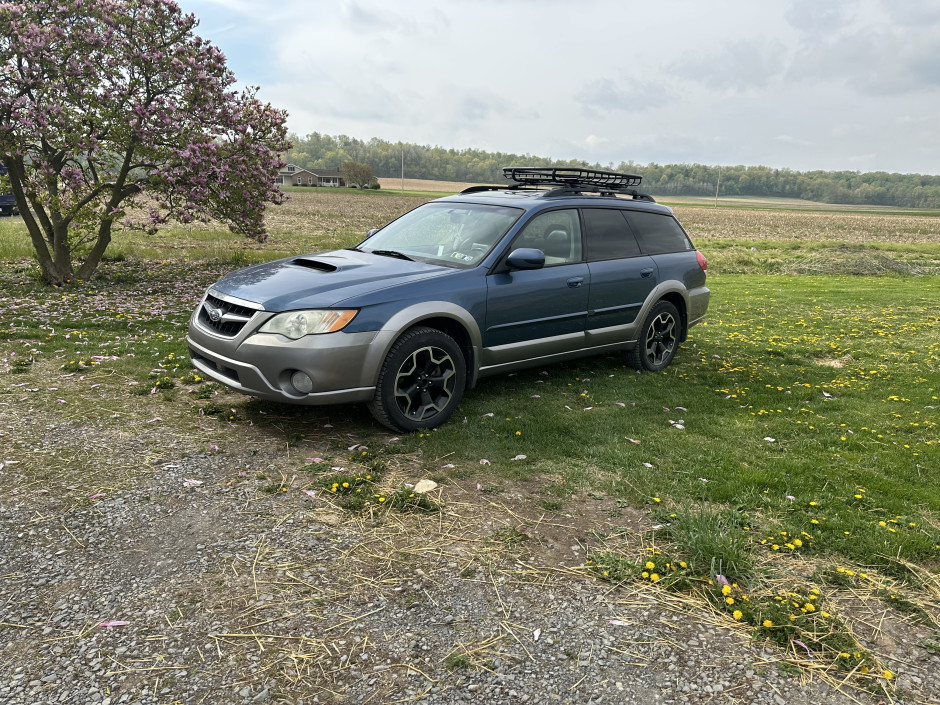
258;309;358;339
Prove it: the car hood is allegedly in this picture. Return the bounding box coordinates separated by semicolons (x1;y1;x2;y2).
210;249;452;311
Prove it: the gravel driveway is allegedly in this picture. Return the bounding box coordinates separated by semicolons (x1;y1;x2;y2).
2;385;937;705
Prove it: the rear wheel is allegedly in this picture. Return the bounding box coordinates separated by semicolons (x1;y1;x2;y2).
627;301;681;372
368;327;466;432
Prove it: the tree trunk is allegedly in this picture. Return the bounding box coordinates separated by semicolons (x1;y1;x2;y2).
74;220;113;281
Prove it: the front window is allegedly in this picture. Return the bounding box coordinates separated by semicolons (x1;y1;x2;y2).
511;208;583;265
359;202;523;268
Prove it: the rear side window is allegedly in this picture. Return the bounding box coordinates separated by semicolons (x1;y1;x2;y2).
623;211;693;255
582;208;641;261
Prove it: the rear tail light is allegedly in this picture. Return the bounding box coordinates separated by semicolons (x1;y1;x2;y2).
696;251;708;271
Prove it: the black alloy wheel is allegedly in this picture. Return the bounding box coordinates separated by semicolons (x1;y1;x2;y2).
628;300;681;372
369;327;466;432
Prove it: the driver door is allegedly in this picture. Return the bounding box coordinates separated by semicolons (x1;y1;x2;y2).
483;209;589;365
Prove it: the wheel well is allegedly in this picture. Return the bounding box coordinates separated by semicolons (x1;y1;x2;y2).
658;292;688;341
405;317;475;387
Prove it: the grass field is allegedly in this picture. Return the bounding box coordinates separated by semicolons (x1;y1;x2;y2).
1;188;938;687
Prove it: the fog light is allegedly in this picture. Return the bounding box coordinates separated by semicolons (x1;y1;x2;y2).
290;370;314;394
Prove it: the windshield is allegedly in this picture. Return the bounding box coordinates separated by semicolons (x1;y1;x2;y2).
359;202;523;268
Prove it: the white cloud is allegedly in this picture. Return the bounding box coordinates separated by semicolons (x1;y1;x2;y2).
175;0;940;174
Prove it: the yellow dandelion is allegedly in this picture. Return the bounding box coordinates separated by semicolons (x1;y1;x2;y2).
646;561;656;570
641;571;649;578
650;573;660;582
732;610;743;620
883;670;893;680
722;584;732;596
821;611;830;618
725;597;735;605
762;619;773;627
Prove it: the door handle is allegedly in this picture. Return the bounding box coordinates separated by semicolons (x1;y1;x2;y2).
640;268;654;278
566;277;584;288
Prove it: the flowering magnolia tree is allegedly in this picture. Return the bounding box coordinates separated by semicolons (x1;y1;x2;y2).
0;0;291;285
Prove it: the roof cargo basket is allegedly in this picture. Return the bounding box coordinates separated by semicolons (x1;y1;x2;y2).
459;166;655;201
501;167;654;201
504;167;641;189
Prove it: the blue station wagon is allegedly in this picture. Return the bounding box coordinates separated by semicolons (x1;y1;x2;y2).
187;168;709;431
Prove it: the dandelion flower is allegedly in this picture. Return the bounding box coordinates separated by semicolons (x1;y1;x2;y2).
882;670;894;680
762;619;773;627
646;561;656;570
725;597;735;605
722;584;732;596
732;610;743;620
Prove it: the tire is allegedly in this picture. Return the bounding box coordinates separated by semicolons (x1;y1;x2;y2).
368;327;466;432
627;301;681;372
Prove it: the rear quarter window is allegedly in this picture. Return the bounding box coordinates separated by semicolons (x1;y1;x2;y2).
623;211;693;255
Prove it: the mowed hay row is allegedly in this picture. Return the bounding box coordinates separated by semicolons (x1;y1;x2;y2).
263;190;428;238
377;177;483;192
674;206;940;244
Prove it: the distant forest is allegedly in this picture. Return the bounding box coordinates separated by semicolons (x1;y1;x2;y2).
287;132;940;209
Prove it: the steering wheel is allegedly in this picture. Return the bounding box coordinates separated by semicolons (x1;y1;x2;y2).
457;238;490;256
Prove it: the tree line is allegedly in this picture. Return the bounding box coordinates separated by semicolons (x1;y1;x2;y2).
288;132;940;209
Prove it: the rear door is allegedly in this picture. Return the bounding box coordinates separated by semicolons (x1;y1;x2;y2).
582;208;658;345
484;209;589;364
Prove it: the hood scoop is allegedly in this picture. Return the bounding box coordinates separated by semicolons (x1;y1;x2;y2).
291;258;338;273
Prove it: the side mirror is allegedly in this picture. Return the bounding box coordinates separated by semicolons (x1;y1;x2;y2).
366;228;379;238
506;248;545;270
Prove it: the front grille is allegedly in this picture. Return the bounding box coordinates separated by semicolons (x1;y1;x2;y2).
197;293;257;337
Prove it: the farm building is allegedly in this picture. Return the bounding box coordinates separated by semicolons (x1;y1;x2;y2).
275;164;345;187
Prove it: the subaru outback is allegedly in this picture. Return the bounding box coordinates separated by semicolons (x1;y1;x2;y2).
187;167;709;432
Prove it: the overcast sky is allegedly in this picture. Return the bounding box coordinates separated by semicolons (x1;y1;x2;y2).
176;0;940;175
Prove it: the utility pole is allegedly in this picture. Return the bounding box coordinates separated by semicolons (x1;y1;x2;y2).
714;165;721;206
401;143;404;194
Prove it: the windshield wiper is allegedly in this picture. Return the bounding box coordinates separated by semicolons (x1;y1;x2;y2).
370;249;414;261
346;246;364;252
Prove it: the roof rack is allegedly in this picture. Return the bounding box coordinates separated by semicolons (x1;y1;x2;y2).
505;167;642;189
459;167;654;201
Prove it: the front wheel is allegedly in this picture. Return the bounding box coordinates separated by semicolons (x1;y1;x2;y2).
368;327;466;432
627;301;681;372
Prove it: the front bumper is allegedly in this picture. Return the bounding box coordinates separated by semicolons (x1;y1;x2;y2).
187;320;382;406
